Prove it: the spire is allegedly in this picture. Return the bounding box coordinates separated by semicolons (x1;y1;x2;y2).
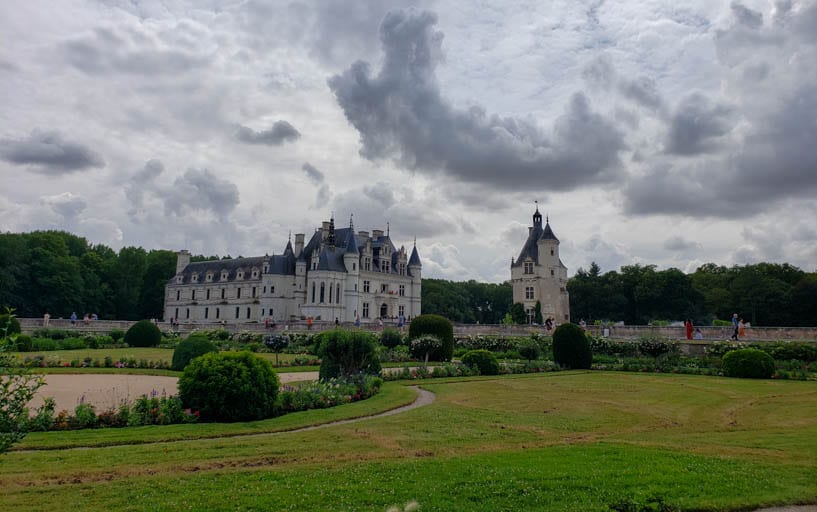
345;225;359;254
349;213;354;231
532;201;543;229
541;216;559;241
386;221;390;237
328;215;336;248
409;239;421;266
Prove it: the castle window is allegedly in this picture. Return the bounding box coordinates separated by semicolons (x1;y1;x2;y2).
237;288;242;299
237;271;244;280
204;307;209;319
192;274;198;283
221;288;225;299
320;282;325;303
271;286;275;294
550;249;554;256
381;283;388;293
252;270;258;278
524;262;533;274
206;272;213;282
235;307;240;319
364;257;371;271
206;289;211;300
525;287;535;300
175;307;179;319
399;285;405;297
550;270;555;276
192;290;196;300
263;264;269;273
263;286;266;294
382;261;390;273
353;263;356;271
221;271;228;280
176;290;180;301
176;276;183;284
362;302;369;318
216;308;220;319
363;280;370;293
246;307;251;319
186;308;189;319
329;283;333;303
311;283;316;303
398;305;405;317
336;284;341;303
252;286;256;298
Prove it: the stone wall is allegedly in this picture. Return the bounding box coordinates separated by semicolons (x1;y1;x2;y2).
18;318;817;341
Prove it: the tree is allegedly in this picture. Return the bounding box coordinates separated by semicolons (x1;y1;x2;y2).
534;301;543;324
1;308;44;454
509;302;526;325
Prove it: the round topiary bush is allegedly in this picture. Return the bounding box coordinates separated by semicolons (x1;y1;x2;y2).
461;349;500;375
171;335;218;371
722;348;775;379
552;323;592;369
519;340;542;361
317;329;381;380
380;328;403;349
124;320;161;347
0;314;21;337
14;334;33;352
408;314;454;362
178;351;279;422
410;334;443;362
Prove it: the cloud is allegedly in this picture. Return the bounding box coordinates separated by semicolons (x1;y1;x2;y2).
62;23;212;75
235;121;301;146
0;130;104;173
328;9;626;192
664;93;733;155
41;192;87;220
663;235;702;252
301;162;325;184
164;169;240;218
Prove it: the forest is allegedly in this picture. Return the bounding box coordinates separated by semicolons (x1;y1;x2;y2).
1;231;816;326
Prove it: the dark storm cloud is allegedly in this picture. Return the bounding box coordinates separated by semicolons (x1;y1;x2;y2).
582;55;664;111
620;76;663;111
663;236;702;252
42;193;87;220
126;159;164;211
624;1;817;218
62;25;211;75
0;130;105;173
235;121;301;146
301;162;325;184
163;169;239;218
730;2;764;28
665;93;733;155
328;9;626;192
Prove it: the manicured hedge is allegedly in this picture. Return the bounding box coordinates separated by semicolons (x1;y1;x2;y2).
171;335;218;371
178;351;279;422
722;348;775;379
124;320;161;347
552;323;592;369
461;349;500;375
317;329;381;380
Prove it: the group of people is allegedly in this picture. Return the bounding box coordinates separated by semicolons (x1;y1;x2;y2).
49;311;98;327
731;313;746;340
684;319;703;340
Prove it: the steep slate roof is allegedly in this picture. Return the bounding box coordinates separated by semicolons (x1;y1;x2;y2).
316;246;348;272
542;221;559;242
409;245;421;266
513;212;558;266
172;256;268;284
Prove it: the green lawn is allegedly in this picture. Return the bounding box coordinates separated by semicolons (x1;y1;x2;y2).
2;372;816;511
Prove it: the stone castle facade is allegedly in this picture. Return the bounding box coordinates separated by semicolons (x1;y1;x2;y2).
510;206;570;323
163;217;422;325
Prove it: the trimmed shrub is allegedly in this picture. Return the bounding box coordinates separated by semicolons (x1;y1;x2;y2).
380;328;403;349
408;314;454;362
461;349;500;375
178;351;279;422
32;337;58;351
519;340;542;361
637;335;678;359
109;329;125;342
14;334;33;352
60;337;87;350
317;329;381;380
722;348;775;379
124;320;161;347
0;314;21;336
171;335;218;371
552;323;592;369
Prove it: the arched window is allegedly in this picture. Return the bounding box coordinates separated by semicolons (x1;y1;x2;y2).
336;284;341;303
311;283;316;303
320;282;325;303
329;284;333;303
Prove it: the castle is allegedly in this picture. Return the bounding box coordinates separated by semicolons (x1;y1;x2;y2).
511;206;570;323
163;217;422;325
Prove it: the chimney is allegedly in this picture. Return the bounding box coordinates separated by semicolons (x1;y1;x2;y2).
372;229;384;239
321;221;330;240
176;250;191;275
358;230;369;238
294;234;305;257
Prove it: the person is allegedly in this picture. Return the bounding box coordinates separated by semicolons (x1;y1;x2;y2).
545;317;553;332
693;328;703;340
731;313;739;340
83;313;90;325
579;318;587;331
43;312;50;327
307;317;312;330
334;317;339;326
91;313;98;321
354;315;361;328
70;311;77;326
738;318;746;338
265;317;271;329
685;319;693;340
377;317;383;330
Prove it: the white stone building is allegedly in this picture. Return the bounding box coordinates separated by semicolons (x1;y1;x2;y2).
164;217;422;325
510;206;570;323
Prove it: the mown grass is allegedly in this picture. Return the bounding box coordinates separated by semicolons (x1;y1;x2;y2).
2;372;816;511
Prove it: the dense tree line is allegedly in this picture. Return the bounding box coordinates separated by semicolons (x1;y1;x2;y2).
3;231;815;326
0;231;177;320
568;262;817;327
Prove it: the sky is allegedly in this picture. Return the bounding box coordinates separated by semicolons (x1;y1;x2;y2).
1;0;816;283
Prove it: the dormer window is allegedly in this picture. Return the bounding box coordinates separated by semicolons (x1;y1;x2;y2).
176;275;183;284
524;262;533;274
263;264;269;273
237;270;244;280
251;268;258;278
191;273;199;283
206;272;213;282
221;271;229;280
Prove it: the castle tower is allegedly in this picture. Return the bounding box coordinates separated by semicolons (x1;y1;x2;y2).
511;206;570;323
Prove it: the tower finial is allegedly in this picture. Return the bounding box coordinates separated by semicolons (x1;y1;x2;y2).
288;231;291;242
535;199;539;212
386;221;390;237
546;214;549;224
349;213;354;230
413;236;417;246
